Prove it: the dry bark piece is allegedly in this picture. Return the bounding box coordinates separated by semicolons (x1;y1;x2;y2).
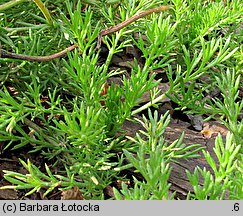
61;186;84;200
187;115;204;131
104;185;115;198
0;188;18;200
201;122;229;138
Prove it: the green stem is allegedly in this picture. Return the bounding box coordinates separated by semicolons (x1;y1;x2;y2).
131;93;167;116
4;24;48;33
33;0;53;25
0;0;27;12
23;118;59;147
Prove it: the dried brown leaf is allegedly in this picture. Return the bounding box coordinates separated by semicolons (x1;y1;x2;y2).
61;186;84;200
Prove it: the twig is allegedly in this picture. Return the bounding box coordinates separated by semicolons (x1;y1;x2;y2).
0;44;78;61
0;5;172;61
97;5;172;48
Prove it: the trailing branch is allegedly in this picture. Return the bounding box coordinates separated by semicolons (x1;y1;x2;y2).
0;5;172;62
0;44;78;61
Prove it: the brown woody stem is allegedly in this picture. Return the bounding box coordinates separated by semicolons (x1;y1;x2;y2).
0;5;172;61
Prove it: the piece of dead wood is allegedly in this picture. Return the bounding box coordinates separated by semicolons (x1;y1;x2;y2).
201;122;229;138
118;118;227;197
61;186;84;200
